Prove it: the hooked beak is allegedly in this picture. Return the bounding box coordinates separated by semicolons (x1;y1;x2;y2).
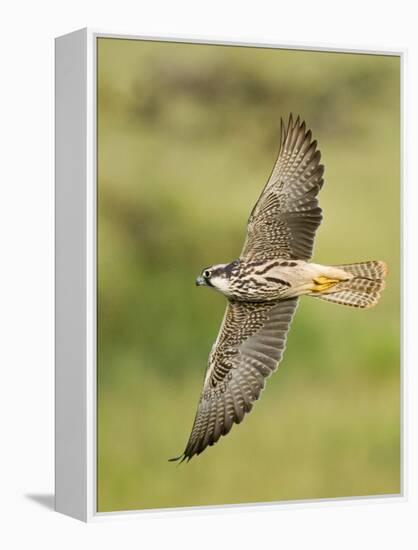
195;275;206;286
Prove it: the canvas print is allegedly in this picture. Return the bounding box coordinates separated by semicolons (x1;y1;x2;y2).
97;38;400;512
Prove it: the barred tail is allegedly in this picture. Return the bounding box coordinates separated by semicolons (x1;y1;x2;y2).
312;261;387;309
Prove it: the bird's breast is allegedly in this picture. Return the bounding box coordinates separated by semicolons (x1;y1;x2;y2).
226;259;307;301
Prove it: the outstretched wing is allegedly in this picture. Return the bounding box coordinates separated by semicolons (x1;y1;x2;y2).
170;297;298;462
241;114;324;262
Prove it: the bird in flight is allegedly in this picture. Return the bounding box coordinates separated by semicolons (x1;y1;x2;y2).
170;114;387;463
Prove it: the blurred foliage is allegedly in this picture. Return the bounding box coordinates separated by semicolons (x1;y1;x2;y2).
97;38;400;512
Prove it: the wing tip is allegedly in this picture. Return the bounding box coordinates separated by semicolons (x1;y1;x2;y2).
283;113;310;147
280;113;309;152
287;112;304;127
168;453;191;465
280;117;285;149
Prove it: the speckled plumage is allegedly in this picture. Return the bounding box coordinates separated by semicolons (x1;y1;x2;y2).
170;115;387;462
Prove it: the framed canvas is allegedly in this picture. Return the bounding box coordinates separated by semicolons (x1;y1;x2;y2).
55;28;404;522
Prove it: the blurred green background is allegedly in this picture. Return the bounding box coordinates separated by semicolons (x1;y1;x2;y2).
97;38;400;512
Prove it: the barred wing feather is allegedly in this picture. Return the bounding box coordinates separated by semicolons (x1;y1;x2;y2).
241;114;324;262
170;297;298;462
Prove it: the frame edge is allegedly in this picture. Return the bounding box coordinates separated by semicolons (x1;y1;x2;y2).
55;27;90;522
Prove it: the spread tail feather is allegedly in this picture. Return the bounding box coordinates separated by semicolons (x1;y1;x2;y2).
310;261;387;309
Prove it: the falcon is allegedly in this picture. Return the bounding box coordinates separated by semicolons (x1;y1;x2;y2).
170;114;387;463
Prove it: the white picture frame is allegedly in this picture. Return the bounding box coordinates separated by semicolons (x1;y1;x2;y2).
55;28;405;522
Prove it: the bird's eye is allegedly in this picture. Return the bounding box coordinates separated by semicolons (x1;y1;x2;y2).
203;270;211;278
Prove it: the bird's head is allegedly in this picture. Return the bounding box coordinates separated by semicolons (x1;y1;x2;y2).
195;260;240;296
